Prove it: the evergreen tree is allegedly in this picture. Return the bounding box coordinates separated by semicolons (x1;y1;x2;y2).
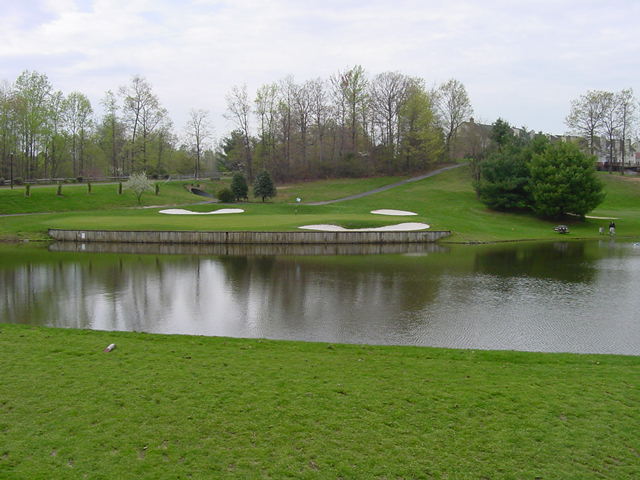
230;172;248;201
529;142;605;218
253;170;276;202
475;134;549;211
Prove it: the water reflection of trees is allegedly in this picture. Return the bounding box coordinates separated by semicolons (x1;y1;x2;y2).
0;250;443;342
472;242;599;283
215;255;442;343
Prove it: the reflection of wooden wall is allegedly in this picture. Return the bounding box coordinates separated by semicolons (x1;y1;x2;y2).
49;229;451;245
49;241;450;256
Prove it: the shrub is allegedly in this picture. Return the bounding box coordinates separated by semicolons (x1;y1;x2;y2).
0;178;5;186
217;188;235;203
13;177;23;186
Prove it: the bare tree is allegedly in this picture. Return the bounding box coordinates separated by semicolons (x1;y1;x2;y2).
308;78;328;165
63;91;93;176
225;84;253;180
340;65;368;154
278;76;296;173
565;90;609;156
120;75;167;172
294;80;313;171
370;71;410;169
435;79;473;160
617;88;636;172
600;91;621;172
101;90;121;176
185;109;212;179
254;82;279;172
45;91;65;178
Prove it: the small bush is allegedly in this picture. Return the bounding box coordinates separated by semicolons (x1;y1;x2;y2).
76;176;83;183
13;177;23;186
217;188;235;203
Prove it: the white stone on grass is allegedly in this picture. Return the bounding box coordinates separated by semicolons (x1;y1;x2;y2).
159;208;245;215
298;223;430;232
370;209;417;216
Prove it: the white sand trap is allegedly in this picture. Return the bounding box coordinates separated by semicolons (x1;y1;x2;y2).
298;222;430;232
371;209;417;216
159;208;245;215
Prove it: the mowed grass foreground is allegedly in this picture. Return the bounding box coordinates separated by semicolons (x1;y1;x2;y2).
2;166;640;242
0;324;638;479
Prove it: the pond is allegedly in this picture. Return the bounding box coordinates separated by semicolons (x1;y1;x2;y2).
1;240;639;355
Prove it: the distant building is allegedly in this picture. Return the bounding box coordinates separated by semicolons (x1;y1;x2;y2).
453;118;639;171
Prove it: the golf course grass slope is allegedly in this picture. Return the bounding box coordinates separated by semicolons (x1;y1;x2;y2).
0;324;638;479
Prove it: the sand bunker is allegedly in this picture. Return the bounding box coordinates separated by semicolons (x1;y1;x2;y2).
371;209;417;216
585;215;619;220
159;208;245;215
298;223;430;232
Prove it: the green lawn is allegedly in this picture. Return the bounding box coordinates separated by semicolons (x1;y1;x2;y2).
0;324;638;480
1;167;640;242
0;181;203;215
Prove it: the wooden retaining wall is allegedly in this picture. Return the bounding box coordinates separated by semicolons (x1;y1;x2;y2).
48;229;451;245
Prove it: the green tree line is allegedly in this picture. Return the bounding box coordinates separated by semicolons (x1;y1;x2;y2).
0;71;214;182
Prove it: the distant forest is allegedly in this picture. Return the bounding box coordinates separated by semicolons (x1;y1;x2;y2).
0;67;474;182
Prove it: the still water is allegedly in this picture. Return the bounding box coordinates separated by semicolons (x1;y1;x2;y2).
1;240;639;355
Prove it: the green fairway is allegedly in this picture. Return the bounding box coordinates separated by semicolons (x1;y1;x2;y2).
0;175;408;214
0;324;638;479
1;167;640;242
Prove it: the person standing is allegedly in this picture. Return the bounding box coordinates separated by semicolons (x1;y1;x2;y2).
609;221;616;235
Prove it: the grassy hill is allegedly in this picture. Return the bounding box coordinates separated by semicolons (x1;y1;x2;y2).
1;167;639;242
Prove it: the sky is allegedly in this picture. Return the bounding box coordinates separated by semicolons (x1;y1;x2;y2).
1;0;638;142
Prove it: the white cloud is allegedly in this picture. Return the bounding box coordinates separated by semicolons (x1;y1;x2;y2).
1;0;638;138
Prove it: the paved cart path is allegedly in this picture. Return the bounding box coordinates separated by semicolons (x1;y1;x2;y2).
304;163;465;205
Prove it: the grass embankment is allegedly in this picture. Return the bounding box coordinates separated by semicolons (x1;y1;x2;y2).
1;167;639;242
0;181;205;215
1;324;638;479
0;175;407;215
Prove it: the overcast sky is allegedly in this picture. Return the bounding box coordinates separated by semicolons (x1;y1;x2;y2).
1;0;638;142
